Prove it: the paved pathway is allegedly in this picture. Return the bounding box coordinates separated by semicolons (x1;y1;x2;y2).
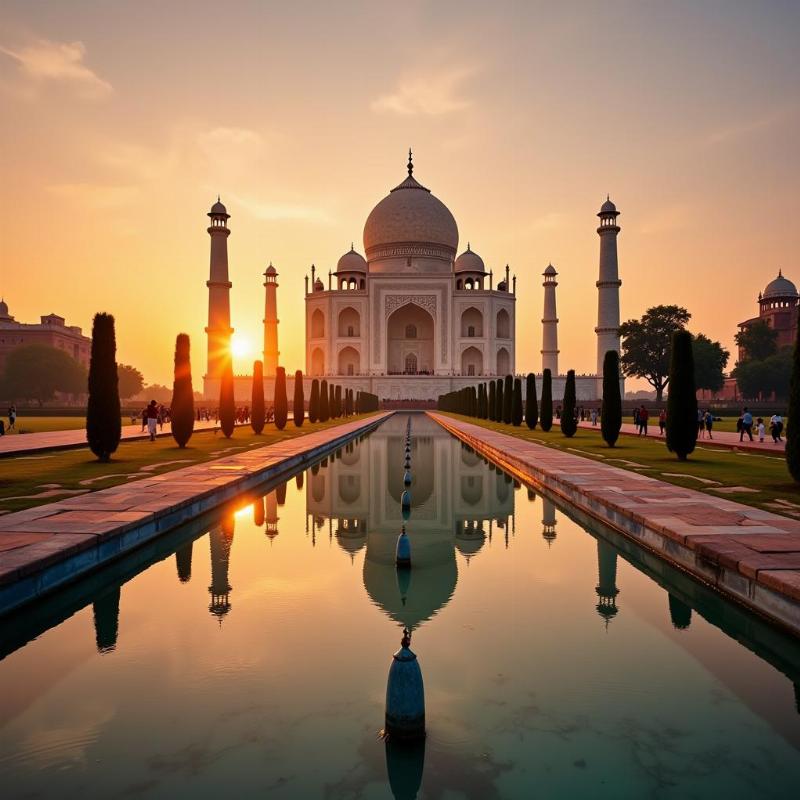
431;413;800;636
0;413;391;612
578;420;786;454
0;419;230;457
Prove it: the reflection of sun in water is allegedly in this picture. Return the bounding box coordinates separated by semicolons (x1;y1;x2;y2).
231;334;252;359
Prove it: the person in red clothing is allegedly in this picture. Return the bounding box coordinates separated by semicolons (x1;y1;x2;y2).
638;405;649;436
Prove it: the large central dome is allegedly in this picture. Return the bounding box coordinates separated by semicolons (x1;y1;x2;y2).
363;155;458;270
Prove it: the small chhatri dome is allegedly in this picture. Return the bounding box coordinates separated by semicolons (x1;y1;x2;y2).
599;196;617;215
209;196;228;216
313;276;325;291
763;269;798;300
543;263;557;276
497;279;508;292
363;151;459;257
265;262;277;275
337;244;367;273
0;298;8;317
454;243;485;273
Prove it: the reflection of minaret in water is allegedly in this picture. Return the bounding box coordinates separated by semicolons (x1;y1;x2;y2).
385;737;425;800
265;491;279;541
668;593;692;629
175;541;193;582
595;539;619;625
93;585;121;653
208;515;235;620
542;497;557;545
253;496;265;527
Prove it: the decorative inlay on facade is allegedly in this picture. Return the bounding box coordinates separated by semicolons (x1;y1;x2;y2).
385;294;437;317
368;243;454;261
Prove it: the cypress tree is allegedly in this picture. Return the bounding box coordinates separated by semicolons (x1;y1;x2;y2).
479;383;486;418
293;370;304;427
329;382;336;418
560;370;577;437
540;368;553;432
788;319;800;481
666;330;697;460
309;379;320;423
320;379;330;421
273;366;288;430
355;390;361;414
495;378;503;422
488;380;496;421
601;350;622;447
334;384;342;418
503;375;513;424
219;353;235;438
86;312;121;462
525;373;538;429
512;377;523;426
170;333;194;447
251;359;265;434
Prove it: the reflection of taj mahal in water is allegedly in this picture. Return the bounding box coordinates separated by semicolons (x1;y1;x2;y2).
202;151;622;401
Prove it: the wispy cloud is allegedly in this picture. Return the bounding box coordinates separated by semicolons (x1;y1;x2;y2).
0;38;112;98
705;104;795;145
372;66;477;116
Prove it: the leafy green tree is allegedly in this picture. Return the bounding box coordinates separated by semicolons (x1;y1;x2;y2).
619;305;691;401
525;373;538;429
787;323;800;482
117;364;144;400
309;379;319;422
274;367;288;430
86;313;121;461
735;320;778;361
666;330;697;461
319;379;330;421
601;350;622;447
3;344;86;406
251;360;265;434
170;334;194;447
293;370;304;427
540;369;553;432
560;370;577;437
503;375;513;423
733;349;792;399
219;354;235;438
512;378;523;426
692;334;729;393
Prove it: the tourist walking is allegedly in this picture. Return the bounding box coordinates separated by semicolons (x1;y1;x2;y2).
740;407;754;442
8;405;16;431
697;408;705;439
638;406;649;436
140;407;147;432
658;408;666;436
633;406;639;429
757;417;766;443
770;413;784;443
146;400;159;441
590;408;598;426
704;410;714;440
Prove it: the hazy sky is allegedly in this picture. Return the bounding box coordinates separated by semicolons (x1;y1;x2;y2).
2;0;799;386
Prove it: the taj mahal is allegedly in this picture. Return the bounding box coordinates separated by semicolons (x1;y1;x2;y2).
202;151;623;402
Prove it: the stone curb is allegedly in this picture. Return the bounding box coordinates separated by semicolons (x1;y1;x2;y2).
0;413;391;614
429;413;800;637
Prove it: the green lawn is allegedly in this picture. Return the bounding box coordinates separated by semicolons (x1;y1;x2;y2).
3;416;126;435
0;414;376;514
441;414;799;517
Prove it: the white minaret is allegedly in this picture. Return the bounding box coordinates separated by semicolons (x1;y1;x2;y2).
595;198;622;384
205;198;233;382
541;264;559;375
263;263;279;376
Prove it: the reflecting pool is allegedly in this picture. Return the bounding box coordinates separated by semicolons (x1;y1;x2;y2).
1;414;800;799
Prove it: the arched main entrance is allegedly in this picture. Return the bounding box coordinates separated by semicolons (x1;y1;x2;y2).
387;303;434;375
337;346;360;375
461;346;483;376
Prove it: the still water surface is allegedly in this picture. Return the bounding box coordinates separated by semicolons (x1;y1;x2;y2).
1;414;799;798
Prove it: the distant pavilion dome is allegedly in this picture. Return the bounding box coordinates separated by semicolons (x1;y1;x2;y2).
497;279;508;292
313;277;325;292
599;196;617;215
762;270;798;300
363;151;458;259
337;244;367;273
454;244;485;273
0;299;8;318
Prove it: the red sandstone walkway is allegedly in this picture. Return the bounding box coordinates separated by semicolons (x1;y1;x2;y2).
0;413;390;610
0;419;231;457
578;420;786;454
431;413;800;636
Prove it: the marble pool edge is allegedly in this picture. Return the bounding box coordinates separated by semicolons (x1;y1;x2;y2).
0;413;392;614
429;412;800;638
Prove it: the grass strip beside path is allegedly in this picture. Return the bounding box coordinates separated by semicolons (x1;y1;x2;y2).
440;414;799;519
0;415;377;514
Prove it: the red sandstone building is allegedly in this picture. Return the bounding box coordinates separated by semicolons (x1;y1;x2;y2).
0;299;91;371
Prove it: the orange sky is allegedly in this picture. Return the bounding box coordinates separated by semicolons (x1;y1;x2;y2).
2;1;799;386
